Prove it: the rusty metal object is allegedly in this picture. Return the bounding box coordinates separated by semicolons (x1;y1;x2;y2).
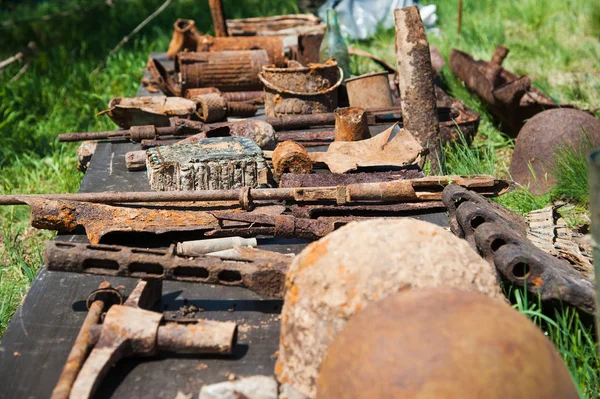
192;93;227;122
198;35;286;67
272;141;313;177
309;123;424;173
45;241;291;298
51;282;123;399
209;0;228;37
185;87;221;98
259;60;342;118
226;14;321;36
276;219;503;398
62;279;237;398
177;50;270;93
294;29;324;65
449;46;575;135
2;175;510;207
101;96;197;128
147;57;179;96
177;236;257;256
125;150;147;171
222;90;264;103
167;19;202;58
280;170;422;187
394;6;440;164
333;107;370;142
345;72;394;108
443;184;595;313
316;288;579;399
76;141;97;172
58;117;207;143
510;108;600;194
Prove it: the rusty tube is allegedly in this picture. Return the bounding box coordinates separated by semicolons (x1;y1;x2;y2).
157;320;237;354
177;236;257;256
394;6;440;163
209;0;228;37
334;107;370;141
272;141;313;177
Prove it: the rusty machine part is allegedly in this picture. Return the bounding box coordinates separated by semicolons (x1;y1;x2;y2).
197;35;287;67
185;88;265;104
309;123;424;173
52;279;238;399
449;46;574;135
45;242;291;298
101;96;197;128
1;175;511;206
333;107;370;142
167;18;203;59
259;59;342;118
209;0;228;37
443;184;596;313
510;108;600;194
50;282;123;399
276;219;503;398
316;288;579;399
226;14;322;36
280;170;422;187
177;50;270;93
394;6;441;164
190;93;258;123
58;117;208;143
272;141;313;177
345;72;394;108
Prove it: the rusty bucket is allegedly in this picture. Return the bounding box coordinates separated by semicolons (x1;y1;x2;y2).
345;71;394;108
258;59;343;118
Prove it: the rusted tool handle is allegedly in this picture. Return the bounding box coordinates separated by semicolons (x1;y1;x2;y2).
157;320;237;354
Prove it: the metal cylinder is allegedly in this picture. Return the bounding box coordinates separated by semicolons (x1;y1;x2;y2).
334;107;370;142
198;36;286;67
209;0;228;37
177;50;270;93
157;320;237;354
345;72;394;108
193;93;227;123
177;236;257;256
588;149;600;350
272;141;313;177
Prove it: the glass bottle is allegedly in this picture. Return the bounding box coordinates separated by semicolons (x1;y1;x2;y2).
319;8;351;81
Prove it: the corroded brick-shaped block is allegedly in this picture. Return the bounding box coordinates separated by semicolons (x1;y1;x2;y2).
146;137;266;191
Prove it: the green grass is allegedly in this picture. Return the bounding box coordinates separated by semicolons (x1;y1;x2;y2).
1;0;600;394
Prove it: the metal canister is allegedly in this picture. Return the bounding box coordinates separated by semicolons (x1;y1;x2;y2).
334;107;370;141
587;149;600;350
258;59;342;118
345;71;394;108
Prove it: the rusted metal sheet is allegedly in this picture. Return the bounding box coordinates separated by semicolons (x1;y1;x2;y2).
272;141;313;177
57;280;238;398
509;108;600;194
309;123;425;173
334;107;370;141
317;288;579;399
226;14;321;36
177;50;270;93
259;59;342;118
100;96;197;128
443;184;595;313
394;6;441;165
209;0;228;37
345;72;394;109
449;46;574;135
45;241;291;298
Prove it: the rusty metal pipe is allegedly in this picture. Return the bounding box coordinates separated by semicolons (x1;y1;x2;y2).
156;321;237;354
209;0;228;37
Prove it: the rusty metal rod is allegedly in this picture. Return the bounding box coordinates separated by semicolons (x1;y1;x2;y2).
209;0;228;37
0;175;509;206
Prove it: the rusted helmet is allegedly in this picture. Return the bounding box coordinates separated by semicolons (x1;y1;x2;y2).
510;108;600;194
317;288;578;399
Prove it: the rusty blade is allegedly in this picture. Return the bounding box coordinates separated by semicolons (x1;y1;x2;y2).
45;241;291;298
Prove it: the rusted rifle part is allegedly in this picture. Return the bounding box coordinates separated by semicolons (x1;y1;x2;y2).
310;123;425;173
1;175;510;207
290;201;446;219
272;141;313;177
394;6;440;164
209;0;228;37
101;96;197;129
45;241;290;298
65;280;237;398
177;50;270;93
51;282;123;399
280;170;422;187
226;14;321;36
58;117;207;143
334;107;370;141
449;46;570;135
198;35;286;67
443;185;595;313
167;19;203;58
